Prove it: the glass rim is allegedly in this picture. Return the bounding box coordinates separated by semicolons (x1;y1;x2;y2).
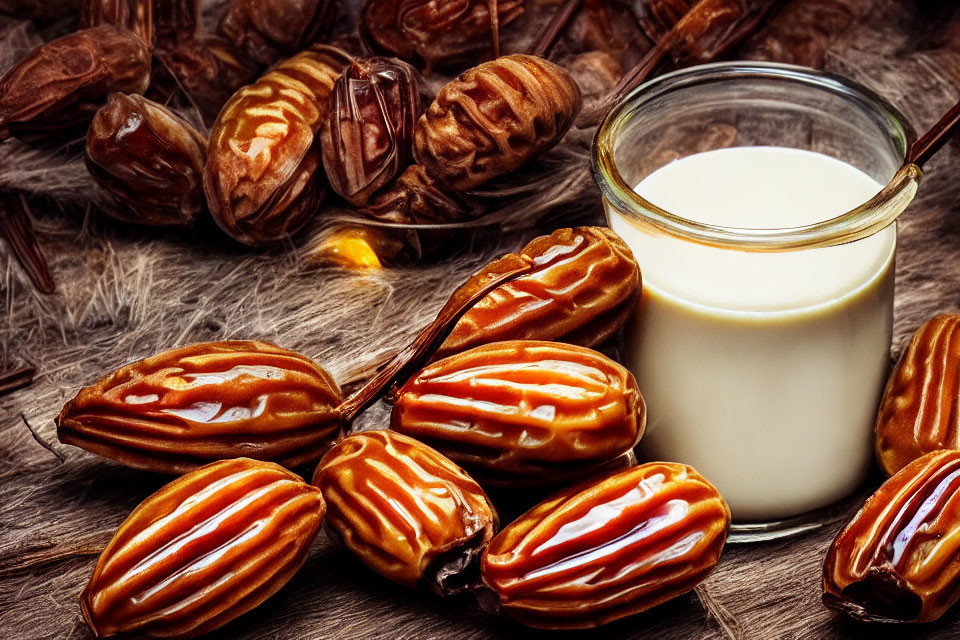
591;61;920;252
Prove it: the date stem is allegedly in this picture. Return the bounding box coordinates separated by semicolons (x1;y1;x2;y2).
530;0;582;58
0;193;55;294
489;0;502;58
0;366;35;397
338;260;535;421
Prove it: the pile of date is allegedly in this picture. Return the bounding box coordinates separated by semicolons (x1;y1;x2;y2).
7;0;960;638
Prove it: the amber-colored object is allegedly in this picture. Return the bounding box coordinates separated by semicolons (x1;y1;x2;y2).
86;93;206;227
204;46;351;246
823;450;960;623
82;458;324;639
80;0;154;46
482;462;730;629
0;25;151;142
392;340;645;487
436;226;640;359
875;315;960;476
217;0;338;67
313;430;497;593
56;341;343;473
303;224;408;269
414;54;581;191
361;164;478;224
321;57;422;207
153;36;256;126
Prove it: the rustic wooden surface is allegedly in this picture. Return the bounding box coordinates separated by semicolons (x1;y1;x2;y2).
3;1;960;639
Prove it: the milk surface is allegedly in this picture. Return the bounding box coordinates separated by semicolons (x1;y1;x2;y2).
607;146;895;521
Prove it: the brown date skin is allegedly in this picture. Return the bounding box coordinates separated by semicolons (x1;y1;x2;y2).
217;0;339;68
86;93;207;227
204;46;351;247
875;314;960;476
823;450;960;624
0;0;79;19
361;164;480;225
56;340;343;474
391;340;645;488
414;54;581;191
80;0;154;47
481;462;731;629
82;458;324;640
360;0;416;60
436;226;641;359
313;430;498;594
321;57;423;207
0;25;151;143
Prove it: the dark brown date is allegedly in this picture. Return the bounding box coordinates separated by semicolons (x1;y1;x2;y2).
86;93;206;227
153;0;200;49
321;57;423;207
360;164;479;224
204;46;351;246
313;430;497;594
360;0;415;59
391;340;645;487
0;25;151;142
217;0;339;68
414;54;581;191
80;0;154;46
0;0;79;19
823;450;960;623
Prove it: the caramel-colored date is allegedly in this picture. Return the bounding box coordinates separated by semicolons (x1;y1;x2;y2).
482;462;731;629
876;314;960;476
204;46;350;246
82;458;324;639
86;93;206;227
823;450;960;623
391;340;645;487
0;25;150;142
56;340;343;473
414;54;581;191
436;226;640;359
217;0;338;67
313;430;497;593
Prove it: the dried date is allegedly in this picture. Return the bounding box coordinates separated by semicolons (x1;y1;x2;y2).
217;0;338;68
360;0;415;59
203;46;351;246
313;430;497;594
321;57;422;207
436;226;640;359
0;25;151;142
86;93;206;227
876;314;960;476
414;54;581;191
80;0;154;46
391;340;645;487
360;164;479;224
481;462;731;629
823;450;960;623
82;458;324;639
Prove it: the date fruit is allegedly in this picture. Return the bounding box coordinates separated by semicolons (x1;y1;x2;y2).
876;314;960;476
0;25;151;142
414;54;581;191
481;462;731;629
217;0;338;68
436;226;640;359
56;340;343;473
313;430;497;593
204;46;351;246
360;0;415;60
823;450;960;623
391;340;645;487
82;458;324;639
361;164;479;224
86;93;206;227
321;57;423;207
80;0;154;46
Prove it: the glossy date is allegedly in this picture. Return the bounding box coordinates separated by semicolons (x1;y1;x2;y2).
217;0;338;67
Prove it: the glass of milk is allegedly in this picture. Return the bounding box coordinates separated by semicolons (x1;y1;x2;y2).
592;62;921;541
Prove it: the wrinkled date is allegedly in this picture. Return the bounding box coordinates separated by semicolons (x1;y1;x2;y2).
56;341;343;473
0;25;151;142
414;54;581;191
361;164;479;224
436;226;641;359
82;458;325;639
204;46;351;246
391;340;645;487
217;0;338;67
360;0;415;60
80;0;154;46
823;450;960;623
876;314;960;476
321;57;423;207
481;462;731;629
313;430;497;594
86;93;207;227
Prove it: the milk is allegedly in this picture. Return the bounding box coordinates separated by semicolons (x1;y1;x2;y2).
607;147;895;522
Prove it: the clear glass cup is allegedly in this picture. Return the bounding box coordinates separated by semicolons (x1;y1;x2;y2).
592;62;920;542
